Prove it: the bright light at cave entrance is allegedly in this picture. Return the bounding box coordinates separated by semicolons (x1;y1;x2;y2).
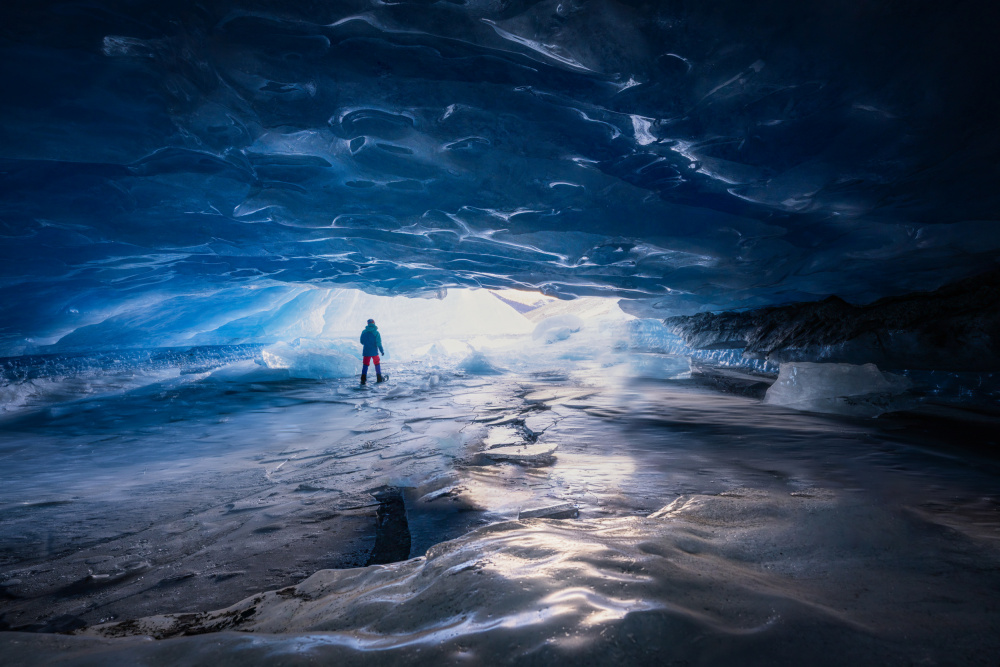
253;287;638;381
299;288;537;343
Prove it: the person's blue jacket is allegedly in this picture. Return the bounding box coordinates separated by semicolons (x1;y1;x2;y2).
360;323;384;357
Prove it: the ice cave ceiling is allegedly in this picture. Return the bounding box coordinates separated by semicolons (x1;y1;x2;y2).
1;0;999;352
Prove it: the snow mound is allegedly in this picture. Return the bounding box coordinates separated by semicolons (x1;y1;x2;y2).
260;339;358;379
412;339;474;360
532;314;584;343
764;362;911;417
523;297;630;324
458;350;505;375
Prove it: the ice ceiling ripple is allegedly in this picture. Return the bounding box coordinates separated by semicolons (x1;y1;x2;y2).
1;0;999;351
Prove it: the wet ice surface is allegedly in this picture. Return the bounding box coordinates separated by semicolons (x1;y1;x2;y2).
1;359;1000;664
0;362;495;626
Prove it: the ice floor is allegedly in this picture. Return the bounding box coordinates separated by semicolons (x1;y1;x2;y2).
1;357;999;664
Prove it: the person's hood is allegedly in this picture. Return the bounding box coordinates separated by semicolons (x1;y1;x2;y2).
365;323;378;331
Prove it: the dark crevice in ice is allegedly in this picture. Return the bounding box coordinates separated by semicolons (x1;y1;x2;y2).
365;486;411;566
403;487;486;560
687;362;774;400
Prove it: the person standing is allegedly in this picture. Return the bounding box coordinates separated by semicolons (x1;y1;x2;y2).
359;318;385;384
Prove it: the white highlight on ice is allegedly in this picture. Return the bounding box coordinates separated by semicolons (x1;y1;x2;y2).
612;76;642;92
482;20;594;73
576;110;622;139
662;53;693;72
630;115;657;146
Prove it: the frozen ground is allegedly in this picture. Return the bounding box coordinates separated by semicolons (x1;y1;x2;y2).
1;344;999;664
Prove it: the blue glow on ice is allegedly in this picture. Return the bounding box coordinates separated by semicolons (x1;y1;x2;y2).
1;0;998;354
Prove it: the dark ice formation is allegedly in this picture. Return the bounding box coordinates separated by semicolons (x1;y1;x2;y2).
664;268;1000;372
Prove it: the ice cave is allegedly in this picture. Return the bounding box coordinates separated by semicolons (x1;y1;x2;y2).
1;0;999;664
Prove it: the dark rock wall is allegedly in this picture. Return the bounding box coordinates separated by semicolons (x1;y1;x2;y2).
664;268;1000;371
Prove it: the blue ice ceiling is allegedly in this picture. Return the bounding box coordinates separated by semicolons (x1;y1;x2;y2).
1;0;999;353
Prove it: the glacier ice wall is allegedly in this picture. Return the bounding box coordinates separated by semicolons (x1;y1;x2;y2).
2;0;999;351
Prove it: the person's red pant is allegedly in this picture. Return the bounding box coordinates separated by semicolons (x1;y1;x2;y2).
363;355;380;365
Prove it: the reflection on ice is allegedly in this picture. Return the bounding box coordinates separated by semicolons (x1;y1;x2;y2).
29;475;997;665
1;294;999;664
543;587;660;628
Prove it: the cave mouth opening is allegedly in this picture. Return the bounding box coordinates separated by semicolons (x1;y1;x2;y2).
0;286;574;414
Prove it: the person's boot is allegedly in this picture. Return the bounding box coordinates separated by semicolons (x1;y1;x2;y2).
360;375;367;385
376;374;384;383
